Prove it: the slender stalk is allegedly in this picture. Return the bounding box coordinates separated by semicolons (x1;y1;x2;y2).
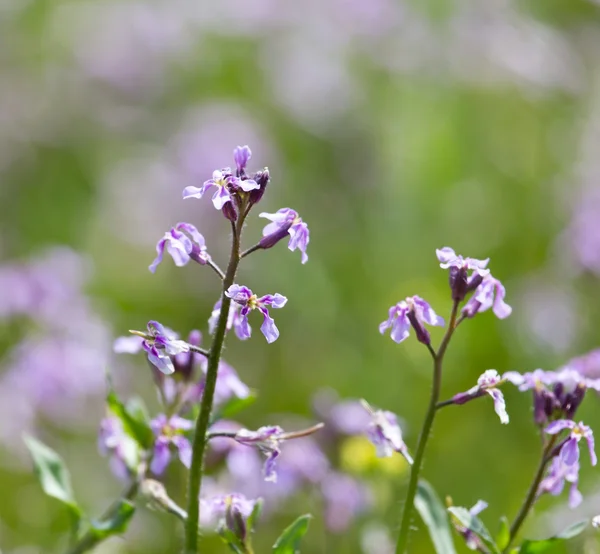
395;300;460;554
207;259;226;280
65;480;139;554
240;243;262;259
502;436;558;553
188;344;210;357
184;215;244;553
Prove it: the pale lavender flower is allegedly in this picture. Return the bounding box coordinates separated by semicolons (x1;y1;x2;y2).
233;145;252;176
312;389;371;435
538;457;582;508
436;247;490;301
563;348;600;380
150;414;193;474
379;295;444;345
234;426;285;482
140;321;190;374
259;208;310;264
98;417;136;481
113;335;144;354
225;285;288;343
545;420;597;467
200;493;258;532
451;500;488;551
321;471;370;533
199;360;250;407
453;370;509;424
463;274;512;319
362;401;413;464
208;297;247;340
149;222;209;273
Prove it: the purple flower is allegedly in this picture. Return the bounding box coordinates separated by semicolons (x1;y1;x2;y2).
198;359;250;407
436;247;490;302
259;208;310;264
140;321;190;375
379;295;444;345
234;426;285;482
233;145;251;176
539;457;582;508
150;414;193;474
454;370;509;424
200;493;258;532
322;471;370;533
149;223;210;273
463;274;512;319
208;298;247;341
362;401;413;464
451;500;488;551
98;417;136;481
545;420;597;467
225;285;288;343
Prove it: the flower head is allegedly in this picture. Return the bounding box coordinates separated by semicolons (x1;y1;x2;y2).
233;145;252;177
225;285;288;343
137;321;190;375
545;420;596;467
201;493;258;533
463;273;512;319
149;223;210;273
436;247;489;301
150;414;193;475
208;297;247;341
259;208;310;264
362;401;413;464
198;359;250;407
538;457;582;508
234;426;285;482
453;370;509;424
379;295;444;345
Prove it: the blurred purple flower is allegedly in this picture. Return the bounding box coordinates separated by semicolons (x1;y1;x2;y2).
233;145;252;176
463;274;512;319
539;457;582;508
140;321;190;374
98;417;136;481
563;349;600;380
225;285;288;343
379;295;444;345
451;500;488;551
200;493;258;532
362;401;413;464
150;414;193;474
199;359;251;407
545;420;597;467
234;426;284;482
259;208;310;264
149;222;210;273
312;389;371;435
321;471;370;533
436;246;489;301
453;370;509;424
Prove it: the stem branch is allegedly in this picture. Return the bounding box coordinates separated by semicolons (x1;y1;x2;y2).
395;300;460;554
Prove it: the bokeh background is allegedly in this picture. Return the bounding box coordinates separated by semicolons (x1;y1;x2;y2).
3;0;600;552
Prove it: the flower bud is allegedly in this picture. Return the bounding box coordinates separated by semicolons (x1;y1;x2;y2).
448;266;469;302
407;310;431;345
222;201;238;223
563;383;586;420
225;498;247;543
259;220;293;250
249;168;269;205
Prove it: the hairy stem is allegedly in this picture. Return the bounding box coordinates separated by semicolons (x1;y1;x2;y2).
184;216;244;553
65;480;139;554
503;436;558;553
395;300;460;554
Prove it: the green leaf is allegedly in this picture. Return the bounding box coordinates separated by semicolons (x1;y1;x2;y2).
89;500;135;538
24;435;81;517
272;514;312;554
496;516;510;551
448;506;498;553
125;396;151;426
414;480;456;554
211;391;258;423
107;390;153;449
519;520;588;553
247;498;264;533
219;527;245;554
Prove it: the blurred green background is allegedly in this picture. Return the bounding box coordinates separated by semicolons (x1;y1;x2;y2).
2;0;600;552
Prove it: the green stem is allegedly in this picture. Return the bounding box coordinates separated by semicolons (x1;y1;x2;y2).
395;300;460;554
502;436;558;553
184;216;244;553
65;480;139;554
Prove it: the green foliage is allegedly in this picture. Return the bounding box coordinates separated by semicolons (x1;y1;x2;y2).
414;480;456;554
519;520;588;553
496;516;511;551
107;389;153;449
88;500;136;539
23;435;81;519
448;506;498;553
272;514;312;554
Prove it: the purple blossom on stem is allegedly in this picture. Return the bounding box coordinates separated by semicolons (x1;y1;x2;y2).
259;208;310;264
436;247;489;302
200;493;258;531
149;223;210;273
208;298;247;341
379;295;444;345
321;471;370;533
451;500;488;551
362;401;413;464
225;285;288;343
150;414;193;475
453;370;509;424
233;426;285;482
136;321;190;375
545;420;597;467
538;457;582;508
198;359;250;407
233;145;251;177
462;274;512;319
